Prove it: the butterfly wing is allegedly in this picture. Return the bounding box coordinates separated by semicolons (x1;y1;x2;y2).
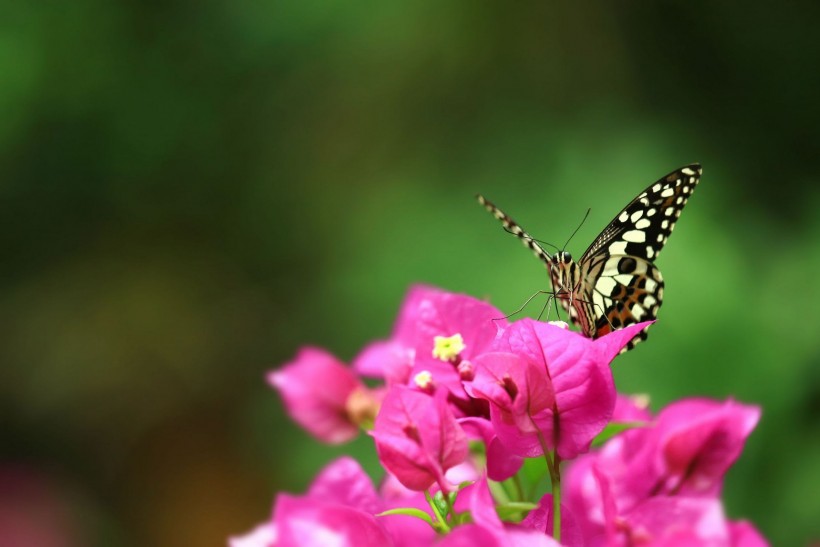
581;164;701;263
583;255;664;350
577;164;701;349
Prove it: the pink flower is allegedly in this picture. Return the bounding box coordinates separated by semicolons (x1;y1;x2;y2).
371;386;469;493
564;397;765;545
439;477;562;547
228;523;276;547
729;521;769;547
354;340;415;385
354;286;506;402
471;319;649;459
613;497;766;547
651;398;761;497
613;393;653;423
459;417;524;481
305;456;383;513
274;495;393;546
268;347;380;444
521;494;583;547
232;457;405;547
465;351;557;458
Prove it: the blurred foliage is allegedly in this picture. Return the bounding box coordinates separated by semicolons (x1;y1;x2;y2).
1;2;819;545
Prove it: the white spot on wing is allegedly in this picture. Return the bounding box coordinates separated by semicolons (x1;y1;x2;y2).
635;218;650;229
646;246;655;259
682;167;695;175
615;274;633;285
593;291;605;313
619;211;629;222
603;257;621;276
630;210;644;222
608;241;627;255
596;277;617;296
623;230;646;243
661;188;674;198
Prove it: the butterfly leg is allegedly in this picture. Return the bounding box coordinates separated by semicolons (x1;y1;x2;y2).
570;296;617;333
495;289;555;321
536;293;556;322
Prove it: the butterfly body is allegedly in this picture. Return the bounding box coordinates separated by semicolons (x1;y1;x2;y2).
477;164;700;351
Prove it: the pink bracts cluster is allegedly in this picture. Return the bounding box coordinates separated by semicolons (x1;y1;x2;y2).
233;285;767;546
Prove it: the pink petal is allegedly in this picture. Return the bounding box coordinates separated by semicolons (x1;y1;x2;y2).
393;285;505;361
613;394;653;423
437;524;500;546
656;399;761;496
228;523;276;547
493;320;622;459
468;476;503;530
372;387;468;492
521;493;583;547
353;340;414;384
459;417;524;481
307;457;382;515
467;351;557;457
624;497;731;545
268;347;362;444
274;495;393;547
728;520;769;547
592;321;655;365
228;522;277;547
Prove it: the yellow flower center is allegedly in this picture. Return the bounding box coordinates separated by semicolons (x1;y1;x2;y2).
413;370;434;389
432;333;465;362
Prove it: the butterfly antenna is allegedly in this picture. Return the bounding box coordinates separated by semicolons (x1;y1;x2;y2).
562;208;591;251
502;227;560;254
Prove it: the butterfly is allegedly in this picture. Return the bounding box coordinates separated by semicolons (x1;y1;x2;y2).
477;164;701;351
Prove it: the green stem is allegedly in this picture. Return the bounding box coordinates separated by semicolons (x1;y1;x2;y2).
511;473;524;502
550;453;561;543
425;490;450;533
538;433;561;543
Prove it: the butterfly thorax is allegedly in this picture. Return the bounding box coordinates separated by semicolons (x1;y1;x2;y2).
548;251;596;336
548;252;580;297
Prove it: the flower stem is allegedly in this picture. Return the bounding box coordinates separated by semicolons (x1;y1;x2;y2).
511;473;524;502
425;489;450;533
538;433;561;543
549;452;561;543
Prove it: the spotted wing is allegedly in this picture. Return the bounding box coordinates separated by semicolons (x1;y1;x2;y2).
583;255;664;350
581;164;701;264
578;164;701;350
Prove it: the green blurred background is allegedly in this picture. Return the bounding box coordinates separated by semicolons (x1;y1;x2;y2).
2;2;819;545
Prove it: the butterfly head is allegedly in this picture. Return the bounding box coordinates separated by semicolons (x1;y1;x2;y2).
549;252;581;294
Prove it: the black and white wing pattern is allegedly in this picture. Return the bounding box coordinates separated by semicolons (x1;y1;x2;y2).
573;164;701;350
479;163;701;353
